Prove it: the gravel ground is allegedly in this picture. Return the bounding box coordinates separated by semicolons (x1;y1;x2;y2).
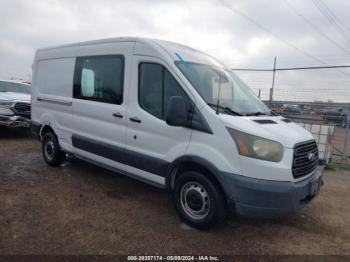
0;128;350;255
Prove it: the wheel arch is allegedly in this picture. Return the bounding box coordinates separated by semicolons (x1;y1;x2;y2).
39;123;56;141
166;156;227;198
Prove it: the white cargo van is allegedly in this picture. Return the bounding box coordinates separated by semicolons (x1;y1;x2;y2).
31;37;323;229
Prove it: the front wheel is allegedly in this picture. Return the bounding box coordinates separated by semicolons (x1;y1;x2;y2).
173;171;227;229
42;132;66;166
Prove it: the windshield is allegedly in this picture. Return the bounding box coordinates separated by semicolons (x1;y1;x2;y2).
175;62;270;116
0;81;30;94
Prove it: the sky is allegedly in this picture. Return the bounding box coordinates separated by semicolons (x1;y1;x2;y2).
1;0;350;102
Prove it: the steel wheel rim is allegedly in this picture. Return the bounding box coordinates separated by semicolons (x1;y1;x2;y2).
44;140;55;161
180;181;210;220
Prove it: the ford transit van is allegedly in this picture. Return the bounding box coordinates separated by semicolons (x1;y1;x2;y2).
31;37;323;229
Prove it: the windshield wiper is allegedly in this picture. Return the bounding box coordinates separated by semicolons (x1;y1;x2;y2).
207;103;242;116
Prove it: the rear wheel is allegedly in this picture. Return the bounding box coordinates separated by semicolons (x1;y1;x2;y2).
173;171;227;229
42;132;66;166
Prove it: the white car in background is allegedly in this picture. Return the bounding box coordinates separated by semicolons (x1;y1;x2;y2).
0;79;31;128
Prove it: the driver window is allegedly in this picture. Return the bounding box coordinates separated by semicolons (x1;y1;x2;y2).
139;63;189;120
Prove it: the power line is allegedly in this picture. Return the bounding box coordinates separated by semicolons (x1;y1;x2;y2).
231;65;350;71
234;54;350;60
230;55;350;66
318;0;350;35
284;0;350;55
248;83;350;87
219;1;337;67
247;81;350;85
251;88;350;91
312;0;350;45
266;89;350;93
230;54;350;68
218;0;350;76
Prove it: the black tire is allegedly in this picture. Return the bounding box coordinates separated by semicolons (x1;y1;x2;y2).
173;171;227;229
42;132;66;166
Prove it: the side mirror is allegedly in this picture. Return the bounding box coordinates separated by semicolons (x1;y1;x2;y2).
166;96;191;127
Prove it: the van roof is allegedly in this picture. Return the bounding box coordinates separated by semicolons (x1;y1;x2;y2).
37;37;189;51
36;37;225;67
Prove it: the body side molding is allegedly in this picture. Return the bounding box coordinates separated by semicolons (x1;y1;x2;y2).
71;134;169;178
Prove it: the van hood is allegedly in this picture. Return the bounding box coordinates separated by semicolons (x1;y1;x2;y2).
0;92;31;102
219;114;314;148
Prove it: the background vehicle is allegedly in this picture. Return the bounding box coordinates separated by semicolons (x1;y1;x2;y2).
0;80;31;128
323;108;349;126
283;105;301;114
31;37;323;229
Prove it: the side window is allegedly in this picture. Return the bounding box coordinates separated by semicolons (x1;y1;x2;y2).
163;69;188;116
73;55;124;104
139;63;189;120
139;63;163;119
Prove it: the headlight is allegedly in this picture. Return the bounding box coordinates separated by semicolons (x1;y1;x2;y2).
227;128;283;162
0;101;13;109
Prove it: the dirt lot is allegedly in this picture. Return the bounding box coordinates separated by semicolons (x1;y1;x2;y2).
0;128;350;255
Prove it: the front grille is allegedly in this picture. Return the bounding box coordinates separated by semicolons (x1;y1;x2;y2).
292;140;319;179
12;102;31;116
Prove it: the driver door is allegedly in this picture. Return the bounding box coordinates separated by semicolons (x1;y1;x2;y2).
124;56;193;186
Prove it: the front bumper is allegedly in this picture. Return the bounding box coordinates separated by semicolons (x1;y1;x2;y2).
0;115;30;128
222;166;324;218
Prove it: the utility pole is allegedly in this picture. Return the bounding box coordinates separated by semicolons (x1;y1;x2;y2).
343;113;350;161
269;57;277;105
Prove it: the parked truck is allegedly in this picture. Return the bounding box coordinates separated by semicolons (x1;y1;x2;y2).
0;80;31;128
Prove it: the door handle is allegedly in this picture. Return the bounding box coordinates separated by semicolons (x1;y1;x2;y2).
129;117;142;123
113;112;123;118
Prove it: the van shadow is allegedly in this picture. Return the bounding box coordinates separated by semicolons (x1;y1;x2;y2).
63;155;168;199
0;127;31;139
216;207;328;238
61;156;321;234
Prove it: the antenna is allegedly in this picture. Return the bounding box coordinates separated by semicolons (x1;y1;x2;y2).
216;74;222;115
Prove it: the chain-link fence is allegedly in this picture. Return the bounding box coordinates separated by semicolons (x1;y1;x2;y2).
233;66;350;165
278;105;349;164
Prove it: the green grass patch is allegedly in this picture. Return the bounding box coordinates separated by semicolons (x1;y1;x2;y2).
327;162;350;171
